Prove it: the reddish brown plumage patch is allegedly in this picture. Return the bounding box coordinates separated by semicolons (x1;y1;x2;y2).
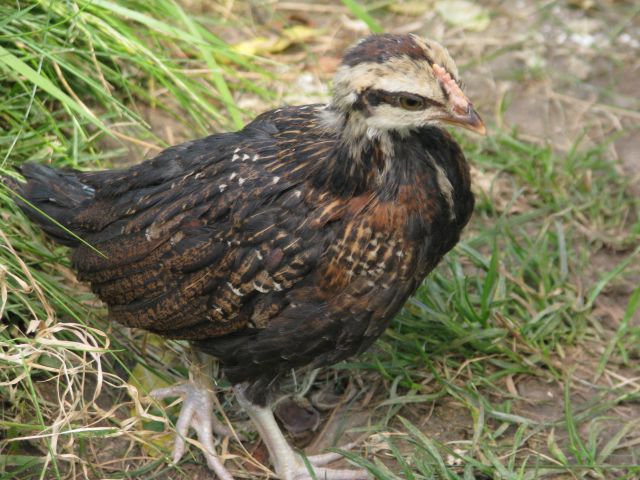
346;193;374;216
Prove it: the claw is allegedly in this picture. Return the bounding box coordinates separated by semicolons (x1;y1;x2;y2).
296;443;369;480
305;442;359;466
293;467;370;480
234;384;370;480
151;383;233;438
150;382;234;480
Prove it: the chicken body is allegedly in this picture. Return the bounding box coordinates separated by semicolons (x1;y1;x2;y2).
18;105;473;402
12;34;484;478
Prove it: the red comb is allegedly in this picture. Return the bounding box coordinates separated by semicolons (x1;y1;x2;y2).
432;63;468;114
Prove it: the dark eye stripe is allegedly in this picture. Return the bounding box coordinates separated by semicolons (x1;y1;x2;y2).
363;89;444;110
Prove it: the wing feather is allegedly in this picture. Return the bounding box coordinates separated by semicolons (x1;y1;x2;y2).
70;106;336;339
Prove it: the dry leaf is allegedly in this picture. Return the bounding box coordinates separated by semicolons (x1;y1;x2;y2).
435;1;490;31
568;0;595;10
274;396;320;434
232;25;319;56
128;361;173;393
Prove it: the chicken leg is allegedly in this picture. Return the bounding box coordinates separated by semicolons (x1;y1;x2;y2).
234;384;370;480
150;355;233;480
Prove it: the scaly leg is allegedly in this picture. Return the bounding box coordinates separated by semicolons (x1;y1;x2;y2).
234;385;370;480
150;357;233;480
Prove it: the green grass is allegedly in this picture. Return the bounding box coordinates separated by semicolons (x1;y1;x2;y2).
2;1;640;479
0;0;268;172
0;2;264;478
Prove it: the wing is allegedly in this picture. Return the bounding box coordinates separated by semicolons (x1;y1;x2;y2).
70;105;339;339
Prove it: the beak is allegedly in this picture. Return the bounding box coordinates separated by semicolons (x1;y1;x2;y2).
441;104;487;135
431;64;486;135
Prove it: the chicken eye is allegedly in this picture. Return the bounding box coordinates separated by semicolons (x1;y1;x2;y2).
399;95;425;111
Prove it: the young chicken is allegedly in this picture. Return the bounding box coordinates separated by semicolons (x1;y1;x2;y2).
10;34;485;479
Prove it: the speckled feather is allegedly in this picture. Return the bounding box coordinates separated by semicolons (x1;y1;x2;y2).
11;35;476;405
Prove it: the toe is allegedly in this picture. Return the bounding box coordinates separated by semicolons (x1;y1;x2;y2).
150;383;189;400
152;380;235;479
305;442;359;466
204;453;235;480
294;467;370;480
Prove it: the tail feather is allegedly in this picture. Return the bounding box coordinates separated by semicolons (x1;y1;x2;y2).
5;163;95;247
